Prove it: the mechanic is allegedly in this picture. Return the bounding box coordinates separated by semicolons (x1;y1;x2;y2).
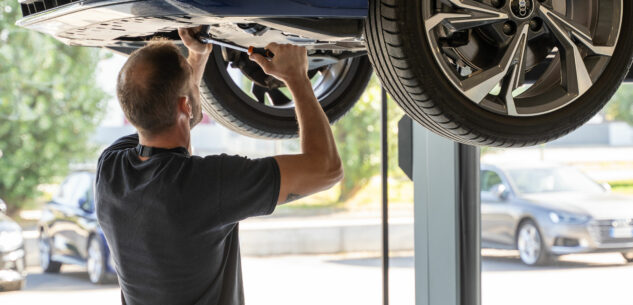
95;26;343;305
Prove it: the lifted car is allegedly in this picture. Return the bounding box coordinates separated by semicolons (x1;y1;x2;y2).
16;0;633;147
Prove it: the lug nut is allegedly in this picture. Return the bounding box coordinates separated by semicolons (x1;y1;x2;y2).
530;17;543;31
503;21;517;35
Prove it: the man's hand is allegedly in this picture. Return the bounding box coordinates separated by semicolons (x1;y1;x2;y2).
178;26;213;55
249;43;309;85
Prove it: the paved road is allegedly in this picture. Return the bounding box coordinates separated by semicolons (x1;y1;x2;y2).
1;251;632;305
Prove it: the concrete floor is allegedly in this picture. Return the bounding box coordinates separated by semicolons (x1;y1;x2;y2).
1;251;632;305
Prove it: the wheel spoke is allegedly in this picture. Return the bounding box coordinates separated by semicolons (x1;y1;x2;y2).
267;88;292;106
499;26;529;116
251;83;267;104
539;6;595;96
539;7;615;57
461;24;529;103
426;0;509;32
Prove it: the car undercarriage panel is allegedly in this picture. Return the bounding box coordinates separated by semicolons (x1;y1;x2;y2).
16;0;367;52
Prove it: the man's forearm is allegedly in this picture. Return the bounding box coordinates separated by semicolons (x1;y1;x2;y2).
188;51;211;87
286;77;341;169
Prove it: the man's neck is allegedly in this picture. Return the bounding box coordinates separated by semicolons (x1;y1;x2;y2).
138;127;191;159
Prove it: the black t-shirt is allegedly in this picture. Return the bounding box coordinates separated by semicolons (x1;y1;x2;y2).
95;134;280;305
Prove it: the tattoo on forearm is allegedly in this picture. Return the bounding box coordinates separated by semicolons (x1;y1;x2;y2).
284;193;305;203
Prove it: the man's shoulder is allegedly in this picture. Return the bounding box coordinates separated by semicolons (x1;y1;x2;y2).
104;134;139;153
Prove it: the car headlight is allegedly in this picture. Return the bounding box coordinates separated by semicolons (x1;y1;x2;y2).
0;230;23;252
549;211;590;224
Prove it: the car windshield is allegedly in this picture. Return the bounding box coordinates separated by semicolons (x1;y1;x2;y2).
507;167;605;194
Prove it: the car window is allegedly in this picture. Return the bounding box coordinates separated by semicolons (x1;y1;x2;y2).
71;173;92;208
481;170;503;192
53;174;80;206
507;167;605;194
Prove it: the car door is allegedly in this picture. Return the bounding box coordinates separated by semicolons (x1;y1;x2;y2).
72;173;98;260
481;169;515;247
62;172;94;260
48;174;81;258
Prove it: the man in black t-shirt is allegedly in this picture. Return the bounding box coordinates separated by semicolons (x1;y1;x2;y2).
95;27;343;305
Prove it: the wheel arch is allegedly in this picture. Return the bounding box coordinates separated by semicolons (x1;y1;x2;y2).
514;216;544;250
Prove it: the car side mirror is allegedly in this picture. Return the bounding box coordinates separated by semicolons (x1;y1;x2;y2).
0;198;6;214
491;184;509;201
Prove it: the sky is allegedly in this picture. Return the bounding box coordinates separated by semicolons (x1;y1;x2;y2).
95;52;127;127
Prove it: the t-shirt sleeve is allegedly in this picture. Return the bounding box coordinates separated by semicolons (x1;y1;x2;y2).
96;134;139;185
218;154;280;224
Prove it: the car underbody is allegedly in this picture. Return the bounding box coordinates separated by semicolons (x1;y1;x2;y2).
17;0;368;54
16;0;633;147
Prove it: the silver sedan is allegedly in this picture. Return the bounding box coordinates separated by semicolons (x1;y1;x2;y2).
481;163;633;265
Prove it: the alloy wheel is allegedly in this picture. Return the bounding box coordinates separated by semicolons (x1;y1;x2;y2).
215;48;354;116
423;0;623;116
517;222;542;265
38;235;51;270
87;238;103;284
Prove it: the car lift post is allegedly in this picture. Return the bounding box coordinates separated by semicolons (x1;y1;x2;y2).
398;115;481;305
381;89;389;305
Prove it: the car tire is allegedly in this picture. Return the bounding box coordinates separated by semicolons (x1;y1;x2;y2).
200;46;373;139
622;252;633;263
365;0;633;147
0;279;25;292
39;231;61;273
516;220;550;266
87;236;109;284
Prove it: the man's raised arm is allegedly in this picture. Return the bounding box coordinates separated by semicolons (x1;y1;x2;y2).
249;43;343;205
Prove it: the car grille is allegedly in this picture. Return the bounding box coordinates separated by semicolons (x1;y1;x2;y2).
20;0;80;18
592;219;633;244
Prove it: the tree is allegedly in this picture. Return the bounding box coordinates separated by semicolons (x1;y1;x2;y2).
333;76;406;202
0;0;107;213
604;84;633;125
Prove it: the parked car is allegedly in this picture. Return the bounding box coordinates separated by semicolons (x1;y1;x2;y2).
0;198;26;291
15;0;633;147
38;172;116;284
481;162;633;265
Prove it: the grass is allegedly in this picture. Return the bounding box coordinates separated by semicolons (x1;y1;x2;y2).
605;180;633;194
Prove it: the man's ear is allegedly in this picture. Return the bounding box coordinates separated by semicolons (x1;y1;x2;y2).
177;96;192;119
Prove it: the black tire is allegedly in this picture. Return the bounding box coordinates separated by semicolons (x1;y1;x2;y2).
622;252;633;263
200;46;373;139
365;0;633;147
39;231;61;273
0;279;25;292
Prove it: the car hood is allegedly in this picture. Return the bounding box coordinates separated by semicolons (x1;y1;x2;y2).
521;192;633;220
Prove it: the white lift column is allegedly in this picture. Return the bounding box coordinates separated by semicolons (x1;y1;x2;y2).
399;117;481;305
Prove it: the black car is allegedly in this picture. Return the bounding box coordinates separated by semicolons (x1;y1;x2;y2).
38;172;116;284
0;198;26;291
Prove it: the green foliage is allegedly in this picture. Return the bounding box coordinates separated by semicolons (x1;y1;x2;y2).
333;76;406;201
605;180;633;194
605;83;633;125
0;0;107;212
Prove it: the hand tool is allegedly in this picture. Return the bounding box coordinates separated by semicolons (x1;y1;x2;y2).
196;25;274;59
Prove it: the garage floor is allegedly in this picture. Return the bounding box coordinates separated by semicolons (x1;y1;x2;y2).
1;251;632;305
